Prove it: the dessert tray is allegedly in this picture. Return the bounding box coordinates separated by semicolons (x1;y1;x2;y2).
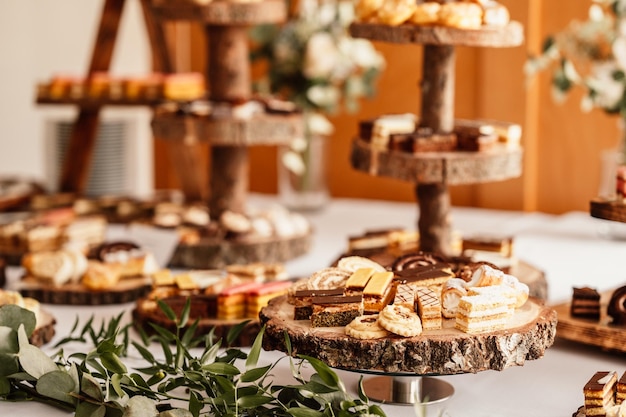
132;299;261;347
14;276;152;305
553;289;626;353
590;198;626;223
260;295;556;375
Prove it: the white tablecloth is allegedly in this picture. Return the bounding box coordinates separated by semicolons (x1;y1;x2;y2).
3;195;626;417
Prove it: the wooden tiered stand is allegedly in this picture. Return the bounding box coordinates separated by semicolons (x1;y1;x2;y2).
290;20;545;404
148;0;311;268
349;22;524;255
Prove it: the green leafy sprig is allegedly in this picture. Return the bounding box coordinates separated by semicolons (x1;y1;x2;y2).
0;301;386;417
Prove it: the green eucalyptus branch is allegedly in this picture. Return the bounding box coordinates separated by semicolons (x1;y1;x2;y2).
0;302;386;417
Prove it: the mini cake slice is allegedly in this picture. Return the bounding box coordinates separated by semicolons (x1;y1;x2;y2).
345;268;375;296
246;280;292;318
290;288;345;320
310;294;363;327
363;271;395;313
414;286;442;330
217;282;263;320
393;283;416;311
455;293;514;334
393;264;454;288
571;287;601;321
584;371;617;416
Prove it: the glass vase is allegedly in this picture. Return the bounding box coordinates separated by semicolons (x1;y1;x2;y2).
278;133;330;212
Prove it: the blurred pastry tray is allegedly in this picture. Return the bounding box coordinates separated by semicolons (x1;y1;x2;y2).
552;290;626;353
13;276;152;305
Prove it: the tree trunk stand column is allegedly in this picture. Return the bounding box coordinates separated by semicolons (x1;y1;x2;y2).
206;25;251;218
417;44;455;254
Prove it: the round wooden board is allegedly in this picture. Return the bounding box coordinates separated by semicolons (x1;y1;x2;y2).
30;309;56;347
14;276;152;305
349;21;524;47
590;198;626;223
132;305;260;347
151;112;303;147
260;295;557;375
168;232;312;269
150;0;286;25
552;289;626;353
350;138;523;185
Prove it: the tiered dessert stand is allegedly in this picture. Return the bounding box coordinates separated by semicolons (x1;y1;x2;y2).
337;20;538;404
348;22;524;256
148;0;311;268
260;19;556;406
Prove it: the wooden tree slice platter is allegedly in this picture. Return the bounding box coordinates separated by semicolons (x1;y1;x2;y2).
149;0;286;25
132;302;260;347
37;97;161;108
30;309;56;347
349;21;524;47
552;289;626;353
260;296;556;375
14;276;152;305
168;233;311;269
350;138;522;185
151;112;303;147
590;198;626;223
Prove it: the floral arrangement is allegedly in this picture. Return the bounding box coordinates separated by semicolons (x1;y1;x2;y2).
251;0;385;176
525;0;626;116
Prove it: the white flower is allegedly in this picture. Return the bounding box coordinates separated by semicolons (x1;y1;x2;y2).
613;35;626;69
307;112;335;136
303;32;340;79
290;135;308;152
306;84;341;109
589;4;605;21
282;149;306;175
586;61;625;109
345;38;385;70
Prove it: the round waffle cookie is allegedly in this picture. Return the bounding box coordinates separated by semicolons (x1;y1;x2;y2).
378;304;423;337
345;314;390;339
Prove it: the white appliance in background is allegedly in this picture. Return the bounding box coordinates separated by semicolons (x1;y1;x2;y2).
43;114;153;198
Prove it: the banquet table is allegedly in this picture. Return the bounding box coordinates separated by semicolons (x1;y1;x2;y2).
3;195;626;417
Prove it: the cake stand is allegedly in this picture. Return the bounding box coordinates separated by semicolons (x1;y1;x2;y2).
348;22;524;255
260;295;557;405
147;0;312;268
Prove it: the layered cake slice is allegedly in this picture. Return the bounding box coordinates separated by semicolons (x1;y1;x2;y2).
571;287;601;320
289;287;344;320
246;280;292;318
345;267;375;296
310;294;363;327
584;371;617;416
362;271;395;313
415;286;442;330
393;264;454;288
455;293;514;334
393;283;416;311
